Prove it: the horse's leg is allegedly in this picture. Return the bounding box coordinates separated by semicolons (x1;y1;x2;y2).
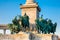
11;31;13;34
23;25;25;32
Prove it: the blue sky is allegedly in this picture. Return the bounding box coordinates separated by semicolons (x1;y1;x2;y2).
0;0;60;36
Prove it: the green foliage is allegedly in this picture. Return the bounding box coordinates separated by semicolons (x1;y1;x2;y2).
35;15;57;34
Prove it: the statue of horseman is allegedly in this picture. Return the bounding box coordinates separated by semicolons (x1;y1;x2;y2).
19;13;30;31
35;15;57;34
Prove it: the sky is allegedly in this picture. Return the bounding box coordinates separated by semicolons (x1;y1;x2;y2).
0;0;60;36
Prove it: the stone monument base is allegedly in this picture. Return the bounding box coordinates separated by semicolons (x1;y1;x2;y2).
30;33;58;40
0;32;58;40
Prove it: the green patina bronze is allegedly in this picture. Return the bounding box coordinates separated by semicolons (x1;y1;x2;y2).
20;13;29;28
8;13;30;34
8;16;21;34
35;15;57;34
19;13;30;31
8;13;57;34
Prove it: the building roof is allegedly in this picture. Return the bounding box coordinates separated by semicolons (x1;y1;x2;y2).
0;24;8;29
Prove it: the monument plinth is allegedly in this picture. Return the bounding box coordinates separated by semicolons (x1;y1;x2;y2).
20;0;40;29
20;0;40;28
26;0;34;4
0;33;58;40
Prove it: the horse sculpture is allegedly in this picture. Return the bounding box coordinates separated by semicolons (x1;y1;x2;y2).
8;13;30;34
8;16;21;34
35;15;57;34
19;13;30;31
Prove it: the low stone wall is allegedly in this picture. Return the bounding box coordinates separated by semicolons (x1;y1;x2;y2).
0;32;58;40
30;34;58;40
30;34;52;40
0;35;14;40
0;32;30;40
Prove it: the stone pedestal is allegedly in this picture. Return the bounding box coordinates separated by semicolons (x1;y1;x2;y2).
14;32;30;40
20;0;40;29
26;0;34;4
0;32;58;40
52;35;58;40
30;34;58;40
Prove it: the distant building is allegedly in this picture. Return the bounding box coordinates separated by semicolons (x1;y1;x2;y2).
0;24;8;34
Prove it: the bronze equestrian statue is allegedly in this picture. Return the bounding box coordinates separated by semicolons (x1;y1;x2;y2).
35;15;57;34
